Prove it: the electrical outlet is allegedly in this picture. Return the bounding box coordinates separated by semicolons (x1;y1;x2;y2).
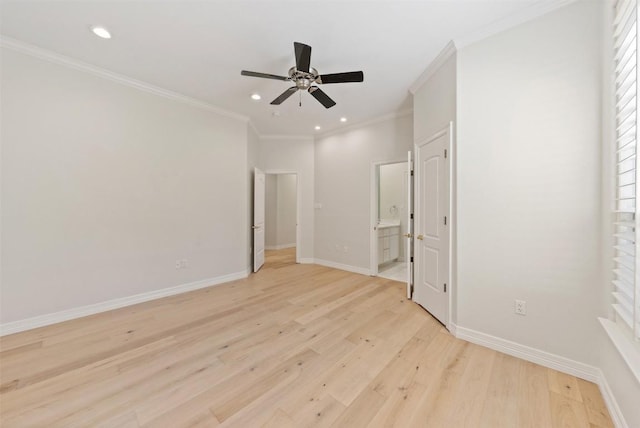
515;300;526;315
175;260;182;269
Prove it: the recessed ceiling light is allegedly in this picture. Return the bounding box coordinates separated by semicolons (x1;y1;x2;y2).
340;117;347;123
314;126;321;131
91;26;111;39
251;93;261;101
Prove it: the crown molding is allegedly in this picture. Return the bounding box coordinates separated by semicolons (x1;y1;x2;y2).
454;0;577;49
409;0;576;95
247;120;261;137
0;36;249;123
409;41;457;95
316;109;413;140
259;134;314;141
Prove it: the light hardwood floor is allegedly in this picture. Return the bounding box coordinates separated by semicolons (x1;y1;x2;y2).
0;248;613;427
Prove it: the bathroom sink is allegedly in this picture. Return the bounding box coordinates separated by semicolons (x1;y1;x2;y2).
378;220;400;228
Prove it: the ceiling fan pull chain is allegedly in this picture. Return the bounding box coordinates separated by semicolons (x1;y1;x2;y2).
299;90;302;107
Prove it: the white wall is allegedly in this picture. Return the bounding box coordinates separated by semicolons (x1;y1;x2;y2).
258;137;314;261
379;162;407;260
414;52;457;144
314;114;413;270
265;174;278;248
1;48;249;323
412;50;457;320
276;174;297;247
264;173;296;250
456;1;601;365
379;162;405;222
599;336;640;426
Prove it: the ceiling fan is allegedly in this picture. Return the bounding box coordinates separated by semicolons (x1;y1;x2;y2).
241;42;364;109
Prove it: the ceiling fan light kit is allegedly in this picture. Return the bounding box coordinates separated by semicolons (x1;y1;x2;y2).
240;42;364;109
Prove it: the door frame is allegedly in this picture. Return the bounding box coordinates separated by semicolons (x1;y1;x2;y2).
264;169;301;264
253;168;266;273
413;122;455;330
369;158;407;276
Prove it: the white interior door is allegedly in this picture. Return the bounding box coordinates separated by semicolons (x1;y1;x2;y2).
406;151;414;299
253;168;266;272
413;126;450;325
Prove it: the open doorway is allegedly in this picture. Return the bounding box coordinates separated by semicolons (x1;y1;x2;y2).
263;172;299;268
370;160;409;281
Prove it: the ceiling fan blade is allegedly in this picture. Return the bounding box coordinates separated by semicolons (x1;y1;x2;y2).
294;42;312;73
270;87;298;105
308;87;336;109
241;70;289;81
316;71;364;84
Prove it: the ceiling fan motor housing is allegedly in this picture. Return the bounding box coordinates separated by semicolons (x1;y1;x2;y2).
288;67;318;90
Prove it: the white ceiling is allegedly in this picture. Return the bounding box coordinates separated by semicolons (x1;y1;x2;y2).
1;0;543;136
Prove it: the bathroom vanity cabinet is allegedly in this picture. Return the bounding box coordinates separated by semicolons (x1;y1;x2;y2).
378;224;400;264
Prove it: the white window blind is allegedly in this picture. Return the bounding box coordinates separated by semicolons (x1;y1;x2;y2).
613;0;640;340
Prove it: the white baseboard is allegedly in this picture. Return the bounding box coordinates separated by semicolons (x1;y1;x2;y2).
451;323;628;427
313;259;371;276
265;243;296;250
447;321;457;336
299;258;315;264
596;368;629;428
453;324;600;382
0;269;250;336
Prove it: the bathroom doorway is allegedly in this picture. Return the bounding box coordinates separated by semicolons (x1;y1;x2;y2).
263;172;299;267
370;160;409;282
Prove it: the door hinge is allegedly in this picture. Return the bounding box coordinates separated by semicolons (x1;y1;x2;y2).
444;149;447;159
444;283;447;292
410;213;414;219
410;170;414;176
444;216;447;225
410;257;413;262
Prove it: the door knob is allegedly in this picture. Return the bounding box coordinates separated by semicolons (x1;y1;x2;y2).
417;234;424;240
404;233;412;238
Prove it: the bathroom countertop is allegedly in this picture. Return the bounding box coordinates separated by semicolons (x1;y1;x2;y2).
378;221;400;229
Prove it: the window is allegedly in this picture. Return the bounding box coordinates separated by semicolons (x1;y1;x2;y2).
612;0;640;342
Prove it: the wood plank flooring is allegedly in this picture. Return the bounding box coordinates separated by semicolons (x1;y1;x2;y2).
0;248;613;427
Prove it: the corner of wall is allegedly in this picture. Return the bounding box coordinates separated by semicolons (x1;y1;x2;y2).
409;41;457;95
